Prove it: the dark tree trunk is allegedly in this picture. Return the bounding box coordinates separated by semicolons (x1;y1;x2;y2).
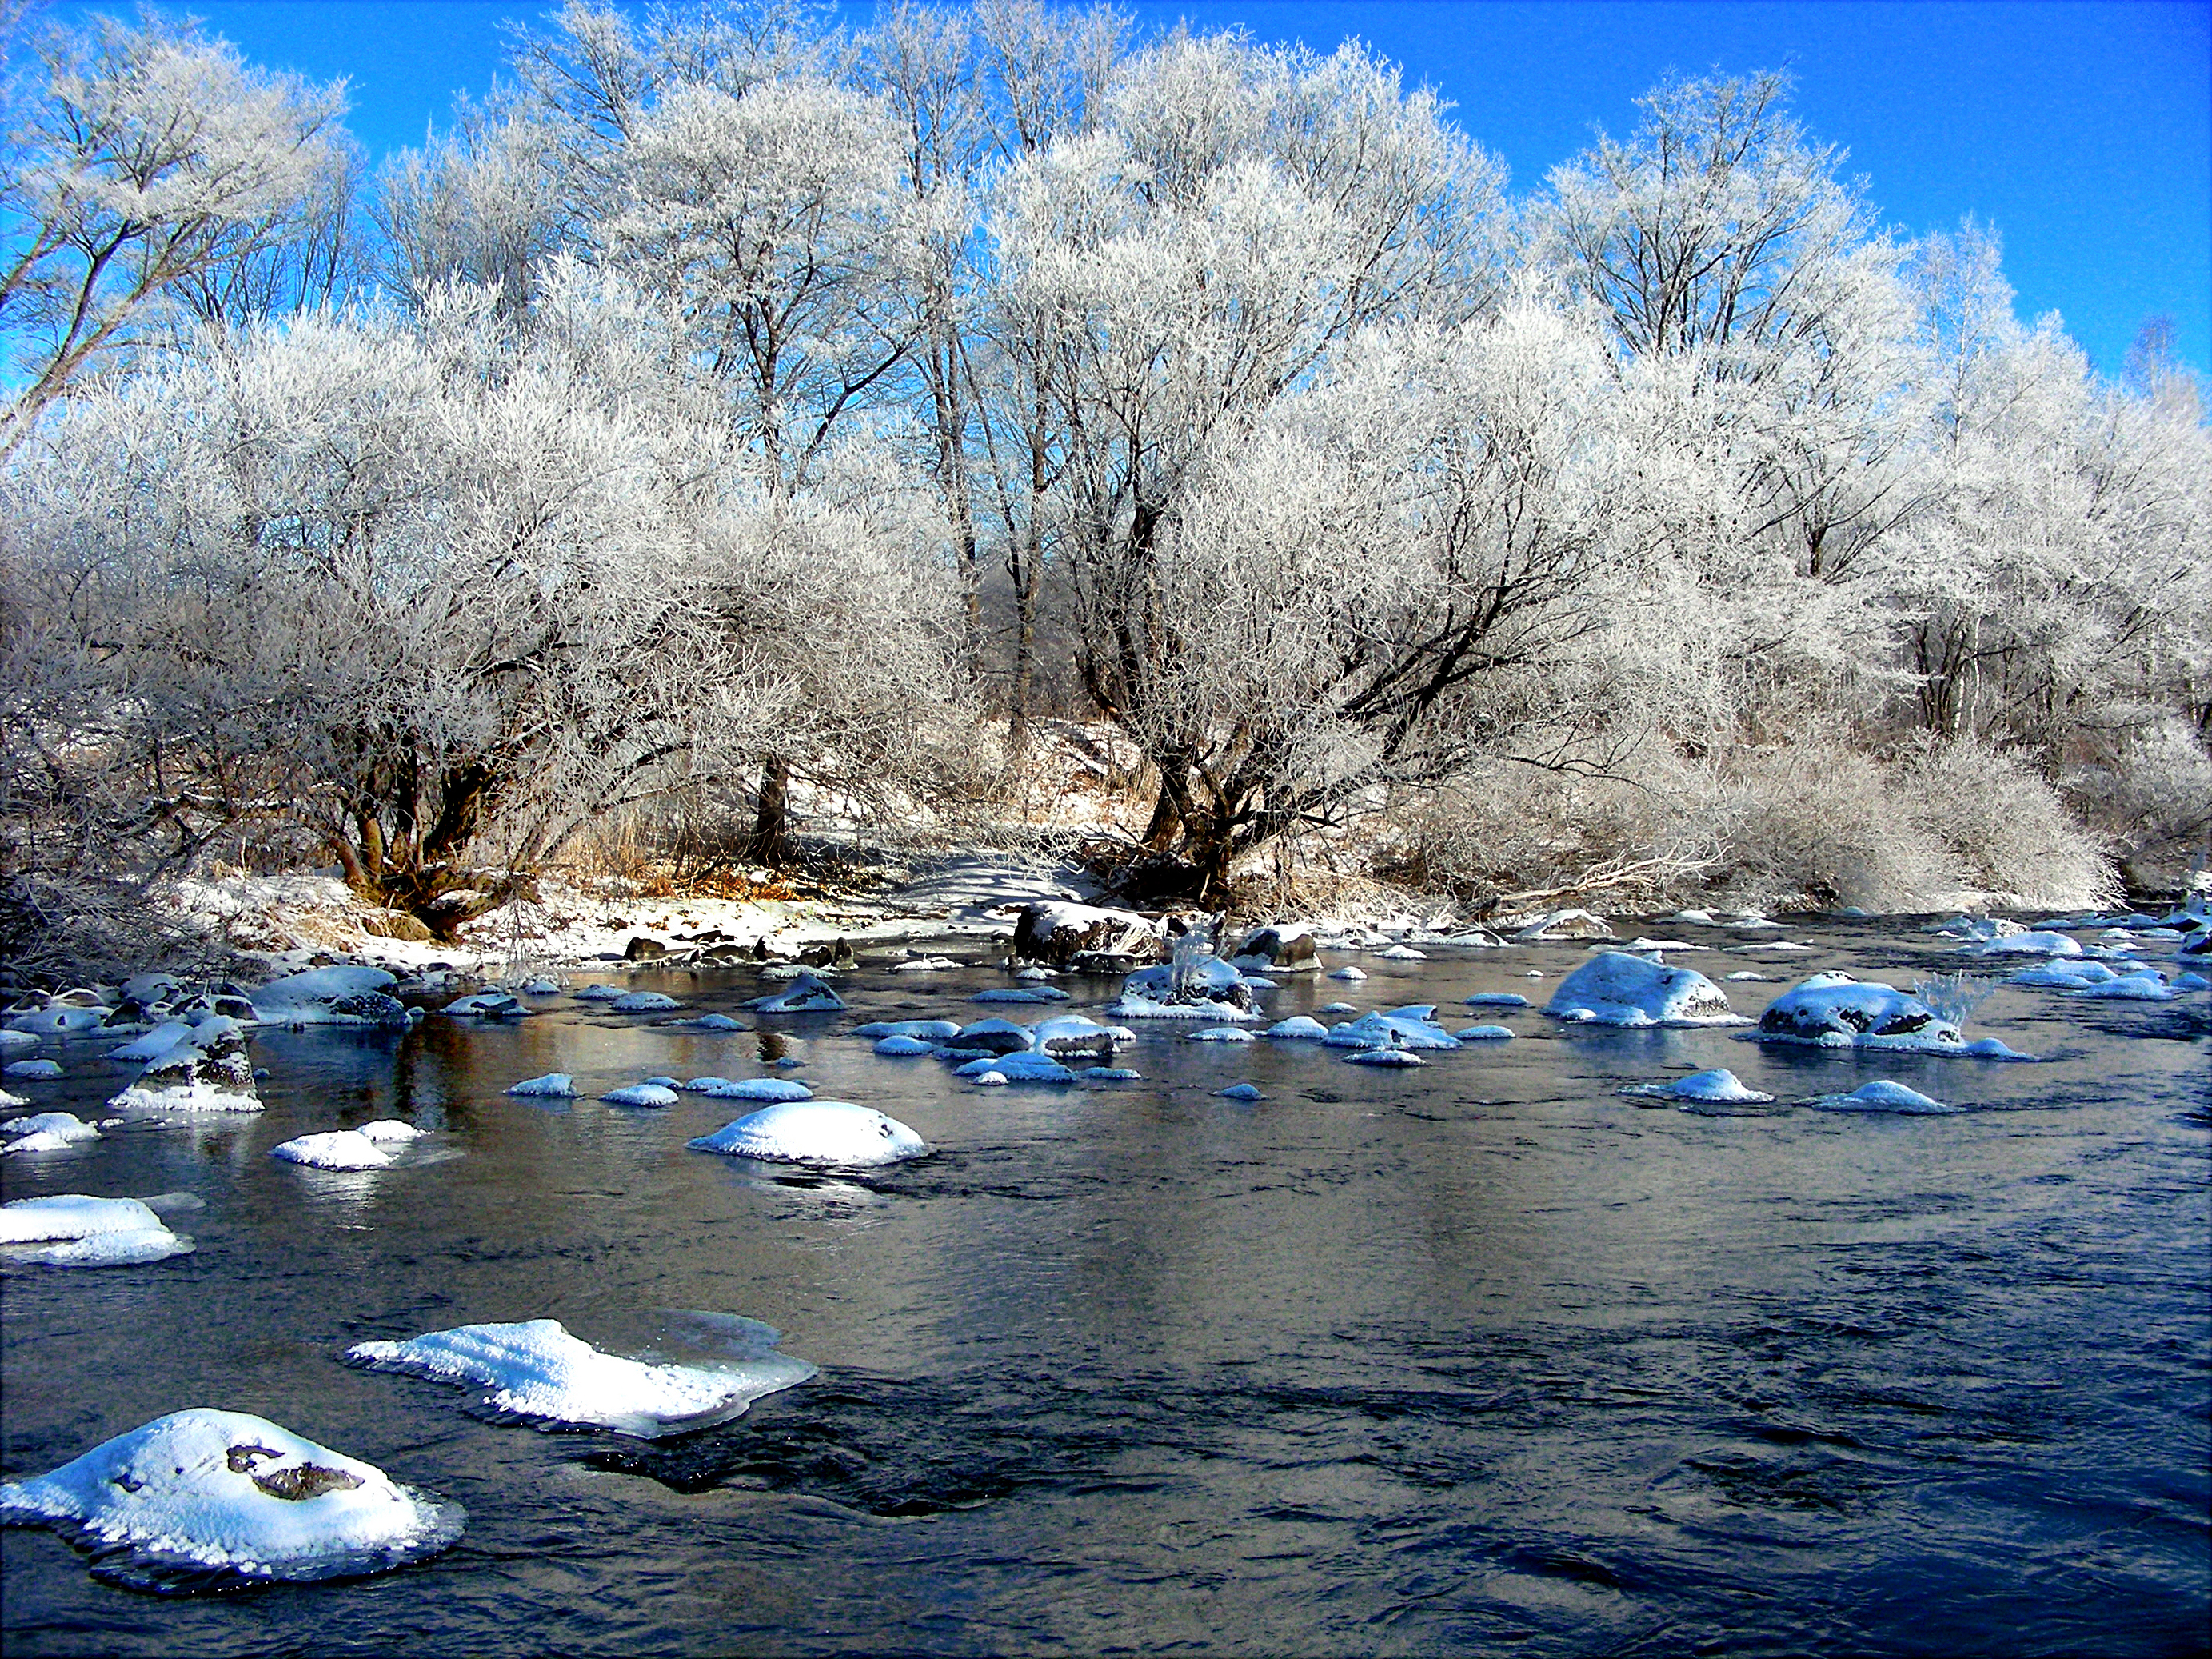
748;753;793;867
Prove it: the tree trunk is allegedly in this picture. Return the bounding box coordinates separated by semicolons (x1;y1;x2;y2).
747;753;793;867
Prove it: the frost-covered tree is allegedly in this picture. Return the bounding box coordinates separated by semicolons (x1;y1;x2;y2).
0;10;350;450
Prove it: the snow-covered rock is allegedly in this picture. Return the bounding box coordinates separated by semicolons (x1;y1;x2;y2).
1086;1065;1142;1081
970;987;1068;1004
0;1409;464;1586
1012;901;1165;966
1800;1081;1958;1114
1216;1083;1264;1101
693;1077;813;1103
873;1035;936;1057
5;1005;109;1036
439;991;526;1019
600;1084;680;1108
104;1020;199;1064
1344;1048;1427;1068
1511;909;1614;941
1324;1009;1462;1050
253;965;409;1027
689;1101;928;1166
106;1017;260;1113
1372;944;1427;961
854;1020;964;1042
1544;953;1743;1028
1265;1016;1330;1040
1030;1014;1134;1058
1108;954;1258;1021
954;1052;1076;1084
271;1131;394;1171
1956;930;2083;959
666;1013;747;1032
1325;965;1368;983
2007;961;2118;989
1462;993;1530;1009
346;1318;813;1439
609;991;681;1013
1452;1025;1515;1041
1752;973;1966;1052
0;1029;38;1053
505;1073;577;1098
1188;1025;1256;1043
0;1119;102;1159
572;984;625;1001
1232;924;1320;972
952;1017;1039;1056
888;956;962;973
2064;973;2177;1001
0;1194;194;1265
741;973;845;1013
6;1057;63;1080
1617;1068;1775;1105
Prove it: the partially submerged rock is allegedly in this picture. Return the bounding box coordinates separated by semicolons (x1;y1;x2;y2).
1030;1014;1134;1060
106;1018;261;1113
253;966;410;1028
1324;1009;1462;1050
955;1051;1076;1084
741;973;846;1014
1545;953;1743;1028
346;1317;814;1439
505;1073;577;1097
0;1408;464;1588
439;991;527;1020
1512;909;1614;941
689;1101;928;1166
1800;1081;1958;1114
1618;1068;1775;1105
1751;973;2011;1056
1013;902;1166;967
1108;955;1259;1021
600;1083;681;1108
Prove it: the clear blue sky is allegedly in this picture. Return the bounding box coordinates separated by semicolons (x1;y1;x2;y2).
50;0;2210;378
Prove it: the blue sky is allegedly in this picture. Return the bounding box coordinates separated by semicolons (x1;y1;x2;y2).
52;0;2210;378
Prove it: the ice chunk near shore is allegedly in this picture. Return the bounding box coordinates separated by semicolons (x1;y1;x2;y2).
1087;1065;1142;1081
0;1409;464;1587
600;1083;680;1108
106;1018;260;1113
742;973;846;1013
1801;1081;1958;1114
0;1195;194;1266
1618;1069;1775;1105
345;1319;815;1439
971;987;1068;1005
689;1101;928;1166
1545;953;1743;1028
6;1057;63;1079
505;1073;577;1097
254;965;410;1027
1747;973;2033;1058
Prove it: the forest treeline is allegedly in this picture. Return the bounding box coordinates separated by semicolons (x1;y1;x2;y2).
2;0;2207;957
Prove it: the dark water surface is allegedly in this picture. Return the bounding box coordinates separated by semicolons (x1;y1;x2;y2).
4;921;2206;1655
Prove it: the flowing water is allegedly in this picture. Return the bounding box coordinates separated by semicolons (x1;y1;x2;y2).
4;920;2206;1655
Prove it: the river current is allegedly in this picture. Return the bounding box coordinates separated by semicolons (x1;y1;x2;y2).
3;918;2206;1655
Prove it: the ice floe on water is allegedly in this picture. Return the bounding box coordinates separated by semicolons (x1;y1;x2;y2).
1544;953;1743;1028
0;1194;194;1266
106;1019;261;1113
0;1408;464;1589
1800;1081;1958;1114
689;1101;928;1165
505;1073;577;1097
1747;973;2034;1057
600;1083;681;1108
1618;1068;1775;1105
345;1317;815;1439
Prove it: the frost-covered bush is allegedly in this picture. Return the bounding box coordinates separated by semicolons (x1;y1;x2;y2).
1896;738;2117;909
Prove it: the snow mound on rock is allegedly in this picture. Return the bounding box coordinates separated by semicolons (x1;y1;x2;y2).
271;1131;394;1170
6;1058;63;1079
1266;1016;1330;1040
1956;930;2082;959
689;1101;928;1166
2063;973;2177;1002
1618;1068;1775;1105
1;1112;101;1145
1031;1015;1134;1058
106;1018;261;1113
1452;1025;1515;1041
693;1077;813;1103
610;992;681;1013
854;1020;964;1042
1746;973;2031;1057
105;1021;200;1064
0;1194;194;1266
346;1317;814;1439
1344;1048;1426;1068
254;965;410;1028
505;1073;577;1097
954;1052;1076;1084
1216;1083;1264;1101
1324;1009;1462;1050
0;1408;463;1587
1801;1081;1958;1114
1545;953;1743;1028
1511;909;1613;941
6;1005;110;1036
742;973;846;1013
873;1035;936;1057
440;992;526;1019
1188;1025;1256;1043
1463;993;1530;1009
600;1084;680;1108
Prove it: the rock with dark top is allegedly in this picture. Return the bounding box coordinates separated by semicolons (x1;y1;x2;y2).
1234;924;1320;971
1013;902;1167;967
625;935;668;961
